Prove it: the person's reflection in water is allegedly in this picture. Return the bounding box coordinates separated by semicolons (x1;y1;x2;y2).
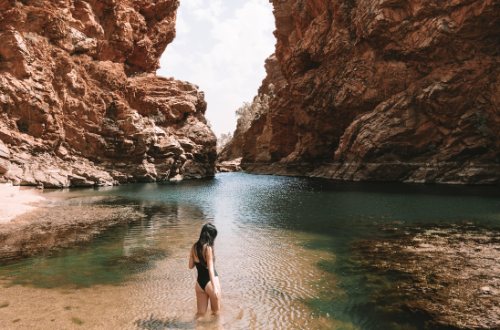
195;314;224;330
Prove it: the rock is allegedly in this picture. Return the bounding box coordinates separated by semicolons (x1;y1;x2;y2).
480;286;492;294
216;158;242;172
354;225;500;329
133;161;158;182
0;159;9;175
169;174;183;182
55;146;69;159
0;141;10;174
0;0;216;188
68;175;95;187
232;0;500;185
0;141;9;160
153;136;184;156
110;171;129;184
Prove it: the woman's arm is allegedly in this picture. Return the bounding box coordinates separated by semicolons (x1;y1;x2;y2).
206;246;219;296
188;245;195;269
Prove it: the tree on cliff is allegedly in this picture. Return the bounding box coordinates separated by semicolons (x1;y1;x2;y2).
217;93;270;161
217;132;233;153
235;94;270;133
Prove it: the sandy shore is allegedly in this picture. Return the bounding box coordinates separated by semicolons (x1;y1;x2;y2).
0;201;146;261
0;183;147;261
0;184;45;223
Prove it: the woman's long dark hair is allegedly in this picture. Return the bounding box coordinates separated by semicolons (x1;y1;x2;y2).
194;223;218;266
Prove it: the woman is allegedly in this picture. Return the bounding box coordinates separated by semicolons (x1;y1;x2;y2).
189;223;221;316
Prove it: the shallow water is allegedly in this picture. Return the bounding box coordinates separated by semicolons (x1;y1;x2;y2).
0;173;499;329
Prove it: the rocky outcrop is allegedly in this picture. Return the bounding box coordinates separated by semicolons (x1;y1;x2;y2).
219;55;286;164
237;0;500;184
355;225;500;329
216;158;242;173
0;204;144;260
0;0;216;188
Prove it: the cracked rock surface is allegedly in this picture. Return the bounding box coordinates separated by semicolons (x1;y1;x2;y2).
0;0;216;188
237;0;499;184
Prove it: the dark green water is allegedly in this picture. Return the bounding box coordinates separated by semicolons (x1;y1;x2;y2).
0;173;499;329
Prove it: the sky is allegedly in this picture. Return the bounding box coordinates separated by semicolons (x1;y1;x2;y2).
157;0;276;136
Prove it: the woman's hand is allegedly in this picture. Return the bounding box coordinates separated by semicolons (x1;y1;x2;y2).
214;283;220;297
188;246;194;269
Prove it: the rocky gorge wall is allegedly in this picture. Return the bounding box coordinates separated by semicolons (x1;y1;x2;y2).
229;0;500;184
0;0;216;188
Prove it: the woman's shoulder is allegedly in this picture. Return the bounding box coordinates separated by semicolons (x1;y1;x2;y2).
193;243;212;257
204;245;213;256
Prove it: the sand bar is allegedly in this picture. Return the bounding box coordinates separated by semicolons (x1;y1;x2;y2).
0;184;45;223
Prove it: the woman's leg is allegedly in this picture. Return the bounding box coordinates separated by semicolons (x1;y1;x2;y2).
195;282;209;316
204;277;221;314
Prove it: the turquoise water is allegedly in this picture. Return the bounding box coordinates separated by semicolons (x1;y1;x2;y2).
0;173;499;329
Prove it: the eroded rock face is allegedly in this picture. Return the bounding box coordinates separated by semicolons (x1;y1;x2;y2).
0;0;216;188
238;0;499;184
216;158;242;173
218;54;286;164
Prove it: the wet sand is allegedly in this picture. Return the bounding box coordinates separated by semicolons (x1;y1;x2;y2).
0;184;45;223
0;203;145;260
0;222;347;329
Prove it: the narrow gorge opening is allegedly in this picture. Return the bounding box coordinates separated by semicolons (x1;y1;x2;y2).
0;1;498;329
157;0;276;145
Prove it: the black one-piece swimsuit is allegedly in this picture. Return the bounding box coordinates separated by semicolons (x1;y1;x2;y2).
195;256;218;291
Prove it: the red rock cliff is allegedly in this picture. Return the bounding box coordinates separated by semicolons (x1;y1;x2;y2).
239;0;499;184
0;0;216;187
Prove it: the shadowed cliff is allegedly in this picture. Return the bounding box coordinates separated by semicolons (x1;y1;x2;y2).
224;0;500;184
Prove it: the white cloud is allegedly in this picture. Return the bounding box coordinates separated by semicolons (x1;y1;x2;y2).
157;0;276;136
